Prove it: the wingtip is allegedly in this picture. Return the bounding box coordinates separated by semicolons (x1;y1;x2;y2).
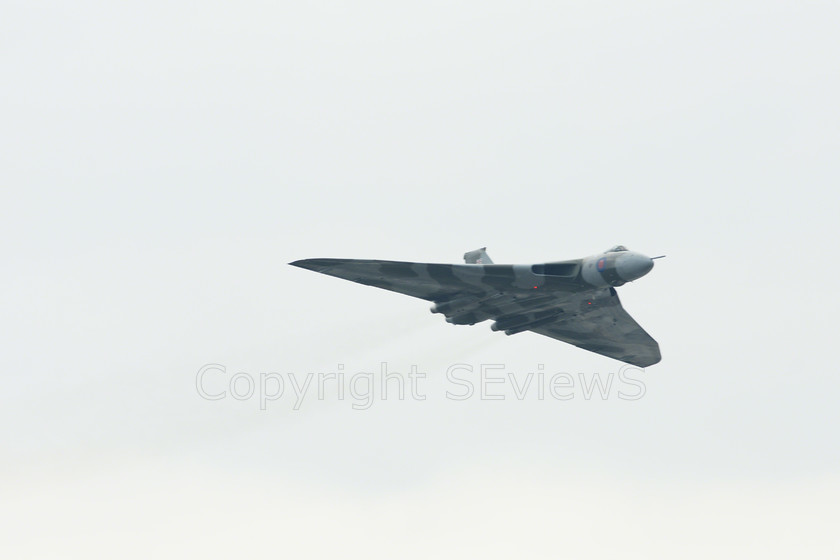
288;258;340;272
289;259;319;271
638;350;662;368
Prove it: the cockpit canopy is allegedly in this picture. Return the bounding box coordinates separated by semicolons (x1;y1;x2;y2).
607;245;628;252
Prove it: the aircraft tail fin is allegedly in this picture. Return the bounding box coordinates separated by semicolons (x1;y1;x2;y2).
464;247;494;264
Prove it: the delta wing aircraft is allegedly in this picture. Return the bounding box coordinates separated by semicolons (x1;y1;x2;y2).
290;246;663;367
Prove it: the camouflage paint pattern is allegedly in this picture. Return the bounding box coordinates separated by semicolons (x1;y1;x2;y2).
290;246;660;367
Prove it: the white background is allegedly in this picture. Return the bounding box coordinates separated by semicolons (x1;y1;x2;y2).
2;1;839;557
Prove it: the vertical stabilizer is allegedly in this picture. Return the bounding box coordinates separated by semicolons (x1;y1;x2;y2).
463;247;494;264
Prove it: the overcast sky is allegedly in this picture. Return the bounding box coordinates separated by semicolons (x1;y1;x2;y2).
2;1;839;558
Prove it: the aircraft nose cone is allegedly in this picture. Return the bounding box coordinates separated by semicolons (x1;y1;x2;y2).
615;253;654;282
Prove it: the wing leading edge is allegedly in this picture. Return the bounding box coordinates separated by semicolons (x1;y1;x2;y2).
288;258;578;301
289;258;484;301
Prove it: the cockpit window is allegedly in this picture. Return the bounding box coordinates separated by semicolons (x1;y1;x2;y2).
607;245;628;252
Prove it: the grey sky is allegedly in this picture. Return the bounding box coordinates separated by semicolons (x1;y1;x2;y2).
2;1;839;557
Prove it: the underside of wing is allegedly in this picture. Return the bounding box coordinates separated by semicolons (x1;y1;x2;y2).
289;258;529;302
527;288;661;367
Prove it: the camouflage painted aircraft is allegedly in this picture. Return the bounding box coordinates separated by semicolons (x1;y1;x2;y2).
290;246;663;367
